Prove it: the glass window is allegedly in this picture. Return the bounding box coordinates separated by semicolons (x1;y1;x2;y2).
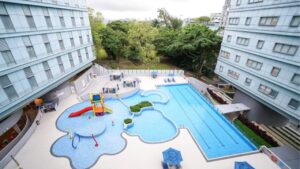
235;55;241;63
258;84;278;99
79;36;83;44
288;99;299;110
236;37;250;46
256;40;264;49
270;67;280;77
291;74;300;85
59;40;65;50
85;47;89;59
45;42;52;54
87;35;90;42
290;16;300;27
26;46;36;58
246;59;262;70
43;61;53;79
24;67;38;89
68;53;74;67
228;17;240;25
0;75;18;100
259;16;279;26
245;78;252;86
245;17;251;25
59;16;65;27
57;57;65;73
71;17;76;26
227;35;232;42
236;0;241;6
45;16;53;28
1;50;15;66
220;50;230;59
248;0;263;3
227;70;240;79
77;50;82;63
80;17;84;26
0;15;15;32
70;37;75;47
273;43;298;56
219;65;223;72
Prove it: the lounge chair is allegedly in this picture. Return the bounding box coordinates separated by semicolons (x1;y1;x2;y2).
172;78;175;82
161;161;168;169
167;78;171;82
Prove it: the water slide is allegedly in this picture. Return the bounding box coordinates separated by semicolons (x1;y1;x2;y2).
69;106;92;117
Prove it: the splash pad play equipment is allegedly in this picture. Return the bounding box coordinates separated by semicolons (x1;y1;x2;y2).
69;93;112;117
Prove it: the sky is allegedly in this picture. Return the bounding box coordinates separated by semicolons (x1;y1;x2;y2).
86;0;224;21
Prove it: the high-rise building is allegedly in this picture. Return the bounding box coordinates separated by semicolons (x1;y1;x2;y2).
0;0;95;119
215;0;300;126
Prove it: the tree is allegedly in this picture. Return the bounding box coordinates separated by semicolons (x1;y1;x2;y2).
155;24;221;75
157;8;182;30
88;8;105;49
194;16;211;25
101;21;129;61
125;21;159;64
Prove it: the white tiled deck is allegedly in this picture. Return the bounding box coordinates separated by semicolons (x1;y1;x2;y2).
5;76;280;169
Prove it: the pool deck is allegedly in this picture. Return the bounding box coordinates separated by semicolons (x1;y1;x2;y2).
5;76;280;169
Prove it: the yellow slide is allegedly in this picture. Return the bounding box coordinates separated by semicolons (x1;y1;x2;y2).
104;106;112;113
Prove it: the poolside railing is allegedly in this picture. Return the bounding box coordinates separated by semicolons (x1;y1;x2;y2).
95;64;184;77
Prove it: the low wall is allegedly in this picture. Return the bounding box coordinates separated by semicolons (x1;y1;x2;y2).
71;67;95;94
187;77;208;95
0;111;41;168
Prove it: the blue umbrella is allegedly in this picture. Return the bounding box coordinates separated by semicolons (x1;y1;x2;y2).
234;161;255;169
162;148;183;166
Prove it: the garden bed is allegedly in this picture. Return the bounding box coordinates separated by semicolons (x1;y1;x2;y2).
233;117;277;148
130;101;152;113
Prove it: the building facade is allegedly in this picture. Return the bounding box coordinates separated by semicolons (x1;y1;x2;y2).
0;0;95;119
215;0;300;125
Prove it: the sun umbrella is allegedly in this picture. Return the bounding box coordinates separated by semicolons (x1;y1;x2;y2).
162;147;183;166
234;161;255;169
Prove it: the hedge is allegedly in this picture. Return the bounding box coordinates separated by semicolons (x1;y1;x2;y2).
130;101;152;113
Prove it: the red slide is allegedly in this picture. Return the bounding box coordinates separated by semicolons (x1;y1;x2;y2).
69;106;92;117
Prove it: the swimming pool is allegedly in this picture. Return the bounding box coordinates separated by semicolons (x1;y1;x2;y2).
51;84;256;168
124;84;256;158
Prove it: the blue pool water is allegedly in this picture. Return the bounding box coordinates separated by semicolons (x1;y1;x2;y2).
51;84;256;169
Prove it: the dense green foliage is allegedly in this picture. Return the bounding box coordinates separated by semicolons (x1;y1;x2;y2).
124;118;133;124
89;7;221;77
194;16;211;25
130;101;153;113
234;119;272;148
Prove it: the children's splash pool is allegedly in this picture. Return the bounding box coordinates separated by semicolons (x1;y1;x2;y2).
51;84;256;168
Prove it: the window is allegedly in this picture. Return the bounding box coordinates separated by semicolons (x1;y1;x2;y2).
235;55;241;63
80;17;84;26
23;36;37;58
42;34;52;54
219;65;223;72
85;47;89;59
273;43;298;56
87;34;90;42
270;67;280;77
248;0;263;3
245;78;252;86
0;3;15;32
236;0;241;6
68;53;74;67
290;16;300;27
0;39;16;66
71;17;76;26
228;17;240;25
43;8;52;28
58;10;65;27
227;35;232;42
79;36;83;44
258;84;278;99
43;61;53;79
245;17;251;25
259;16;279;26
227;70;240;79
24;67;38;89
291;74;300;85
77;50;82;63
57;33;65;50
256;40;264;49
220;50;230;59
246;59;262;70
57;57;65;73
288;99;299;110
236;37;250;46
23;6;36;30
0;75;18;100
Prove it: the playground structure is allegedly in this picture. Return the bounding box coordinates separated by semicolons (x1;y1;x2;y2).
68;93;112;118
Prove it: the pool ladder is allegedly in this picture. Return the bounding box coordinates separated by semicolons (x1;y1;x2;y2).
11;155;23;169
